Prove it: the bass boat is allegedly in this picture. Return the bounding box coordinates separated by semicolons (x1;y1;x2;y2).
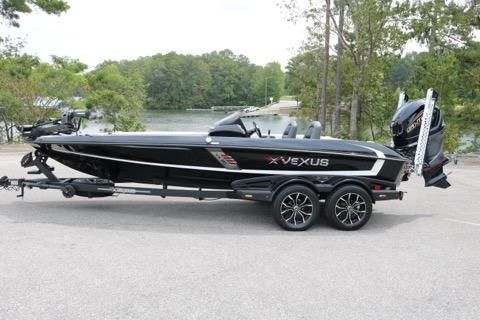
1;89;451;231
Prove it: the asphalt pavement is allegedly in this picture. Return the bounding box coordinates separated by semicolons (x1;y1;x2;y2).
0;145;479;320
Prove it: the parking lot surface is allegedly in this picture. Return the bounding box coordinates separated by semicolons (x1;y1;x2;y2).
1;146;479;319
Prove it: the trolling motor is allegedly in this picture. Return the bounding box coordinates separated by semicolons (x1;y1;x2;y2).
17;109;94;141
391;89;451;189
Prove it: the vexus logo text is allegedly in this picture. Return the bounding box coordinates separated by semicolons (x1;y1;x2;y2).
266;155;329;167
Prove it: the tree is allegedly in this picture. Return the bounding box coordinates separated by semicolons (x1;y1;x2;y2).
318;0;330;134
332;0;345;137
282;0;332;132
282;0;408;137
51;55;87;73
145;52;211;109
253;62;284;105
0;0;69;28
0;53;92;142
410;0;478;54
31;58;87;109
0;0;70;142
284;0;479;151
0;54;70;142
285;51;318;112
329;0;409;138
112;50;277;109
202;50;259;107
87;64;145;132
0;89;22;142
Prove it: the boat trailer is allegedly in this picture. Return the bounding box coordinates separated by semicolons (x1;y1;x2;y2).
1;151;404;232
0;176;243;200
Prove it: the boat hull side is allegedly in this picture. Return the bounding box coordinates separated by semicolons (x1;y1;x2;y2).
39;143;406;189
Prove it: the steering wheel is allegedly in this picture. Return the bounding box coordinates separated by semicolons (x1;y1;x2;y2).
252;121;262;138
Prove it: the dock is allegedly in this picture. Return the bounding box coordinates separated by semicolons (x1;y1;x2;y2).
211;106;255;112
243;100;300;117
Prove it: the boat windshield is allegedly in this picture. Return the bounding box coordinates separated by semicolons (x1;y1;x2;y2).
212;111;247;132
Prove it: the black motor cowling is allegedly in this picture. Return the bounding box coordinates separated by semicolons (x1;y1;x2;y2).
391;95;450;189
391;100;443;148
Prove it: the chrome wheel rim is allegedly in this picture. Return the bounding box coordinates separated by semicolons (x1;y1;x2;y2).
335;193;367;226
280;192;314;226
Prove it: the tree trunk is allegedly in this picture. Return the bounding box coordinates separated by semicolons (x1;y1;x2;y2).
317;0;331;135
332;3;344;137
9;124;14;142
4;122;11;142
350;86;360;139
429;0;444;53
369;117;375;141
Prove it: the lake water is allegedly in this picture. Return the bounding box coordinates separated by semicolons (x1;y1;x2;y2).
86;109;312;135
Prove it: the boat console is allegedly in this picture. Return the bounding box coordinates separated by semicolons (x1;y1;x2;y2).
208;111;260;137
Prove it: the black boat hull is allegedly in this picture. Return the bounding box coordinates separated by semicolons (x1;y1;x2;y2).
33;134;408;189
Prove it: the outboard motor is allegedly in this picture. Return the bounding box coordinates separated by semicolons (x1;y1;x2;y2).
391;89;451;189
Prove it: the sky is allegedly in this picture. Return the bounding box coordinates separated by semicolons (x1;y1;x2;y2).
8;0;308;68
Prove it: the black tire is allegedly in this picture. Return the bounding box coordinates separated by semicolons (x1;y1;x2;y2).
325;185;372;231
273;185;320;231
61;185;76;198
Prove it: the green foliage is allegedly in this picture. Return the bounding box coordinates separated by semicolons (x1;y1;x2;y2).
284;0;479;150
252;62;285;105
51;56;87;73
0;0;69;27
443;122;460;154
285;51;318;109
410;0;476;53
0;54;56;142
31;62;87;107
360;57;398;141
86;64;145;132
288;35;480;149
0;0;70;142
144;52;211;109
111;50;284;109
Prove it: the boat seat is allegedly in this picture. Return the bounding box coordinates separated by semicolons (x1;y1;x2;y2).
282;121;297;138
304;121;321;139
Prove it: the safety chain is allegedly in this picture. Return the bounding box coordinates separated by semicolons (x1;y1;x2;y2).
1;184;20;192
0;176;20;192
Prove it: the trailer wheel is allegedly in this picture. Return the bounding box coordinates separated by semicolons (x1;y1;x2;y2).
325;185;372;231
62;185;76;198
273;185;319;231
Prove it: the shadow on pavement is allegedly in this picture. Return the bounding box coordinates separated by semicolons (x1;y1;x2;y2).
2;199;432;235
366;210;433;231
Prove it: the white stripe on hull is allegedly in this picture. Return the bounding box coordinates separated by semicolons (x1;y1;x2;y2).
51;145;387;177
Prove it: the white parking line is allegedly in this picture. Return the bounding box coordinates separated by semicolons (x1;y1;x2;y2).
444;218;480;227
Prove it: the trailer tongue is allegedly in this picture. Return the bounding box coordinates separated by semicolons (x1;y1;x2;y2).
0;176;241;200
